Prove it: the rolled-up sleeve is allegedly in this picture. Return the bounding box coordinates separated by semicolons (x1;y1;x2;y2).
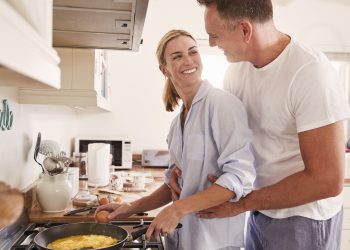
210;91;256;201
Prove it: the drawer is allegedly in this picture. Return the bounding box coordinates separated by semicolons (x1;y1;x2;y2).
343;187;350;208
341;230;350;250
343;209;350;230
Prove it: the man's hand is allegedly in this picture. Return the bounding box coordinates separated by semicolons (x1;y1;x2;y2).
207;174;218;183
169;167;182;201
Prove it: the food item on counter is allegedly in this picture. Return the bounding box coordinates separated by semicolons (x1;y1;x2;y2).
99;197;109;205
47;234;118;249
95;210;110;223
113;195;123;203
0;182;24;229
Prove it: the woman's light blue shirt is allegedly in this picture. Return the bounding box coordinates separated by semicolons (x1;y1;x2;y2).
164;81;256;250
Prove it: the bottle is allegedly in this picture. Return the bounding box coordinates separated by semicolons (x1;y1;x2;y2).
73;152;88;179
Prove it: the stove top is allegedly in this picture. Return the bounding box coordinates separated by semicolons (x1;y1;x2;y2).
10;220;164;250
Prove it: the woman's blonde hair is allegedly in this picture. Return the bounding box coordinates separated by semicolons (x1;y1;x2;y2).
156;29;196;112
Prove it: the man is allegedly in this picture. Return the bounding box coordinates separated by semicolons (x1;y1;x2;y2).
169;0;350;249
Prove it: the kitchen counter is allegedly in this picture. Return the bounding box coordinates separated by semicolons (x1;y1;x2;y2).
27;169;350;223
29;167;167;223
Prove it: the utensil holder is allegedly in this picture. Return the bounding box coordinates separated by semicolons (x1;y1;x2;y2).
36;172;71;213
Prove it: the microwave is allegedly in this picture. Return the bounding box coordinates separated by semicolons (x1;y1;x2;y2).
74;137;133;170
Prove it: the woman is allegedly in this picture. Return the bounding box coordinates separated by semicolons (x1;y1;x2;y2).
95;29;255;250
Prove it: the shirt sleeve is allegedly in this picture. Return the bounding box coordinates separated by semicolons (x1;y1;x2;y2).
209;91;256;201
290;60;350;132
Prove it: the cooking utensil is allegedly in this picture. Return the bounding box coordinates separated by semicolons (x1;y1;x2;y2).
63;206;97;216
58;155;73;168
39;140;60;156
42;156;65;175
33;222;182;250
34;132;44;173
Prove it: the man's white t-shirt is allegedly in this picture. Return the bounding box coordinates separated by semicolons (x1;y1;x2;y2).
224;38;350;220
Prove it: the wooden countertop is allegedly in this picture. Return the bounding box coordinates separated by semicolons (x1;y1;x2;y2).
27;169;350;223
29;167;166;223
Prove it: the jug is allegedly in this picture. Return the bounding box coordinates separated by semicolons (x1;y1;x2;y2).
87;143;110;187
36;172;71;213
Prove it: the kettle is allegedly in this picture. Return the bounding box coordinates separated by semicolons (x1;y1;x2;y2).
87;143;110;187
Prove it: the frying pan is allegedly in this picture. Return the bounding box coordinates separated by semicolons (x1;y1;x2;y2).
33;222;182;250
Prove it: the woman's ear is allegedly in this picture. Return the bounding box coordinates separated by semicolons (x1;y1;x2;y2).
159;64;169;77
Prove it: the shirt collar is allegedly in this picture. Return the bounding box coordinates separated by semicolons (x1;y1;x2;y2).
179;80;212;112
192;80;212;105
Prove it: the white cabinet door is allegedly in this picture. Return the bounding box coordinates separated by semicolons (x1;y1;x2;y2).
0;0;60;88
341;230;350;250
18;48;111;111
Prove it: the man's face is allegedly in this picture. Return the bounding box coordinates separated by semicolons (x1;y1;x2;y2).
204;5;246;63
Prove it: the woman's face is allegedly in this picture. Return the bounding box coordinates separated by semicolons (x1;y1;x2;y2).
162;35;203;88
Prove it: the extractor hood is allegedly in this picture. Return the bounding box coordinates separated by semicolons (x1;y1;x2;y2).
52;0;149;51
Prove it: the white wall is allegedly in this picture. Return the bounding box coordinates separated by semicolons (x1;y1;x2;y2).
273;0;350;52
0;86;78;189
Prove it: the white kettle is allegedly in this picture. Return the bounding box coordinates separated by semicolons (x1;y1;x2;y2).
87;143;110;187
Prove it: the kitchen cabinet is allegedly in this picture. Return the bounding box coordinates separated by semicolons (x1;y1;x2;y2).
0;0;60;89
342;184;350;250
52;0;149;51
19;48;111;111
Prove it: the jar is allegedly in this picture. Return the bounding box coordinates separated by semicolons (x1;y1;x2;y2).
36;172;72;213
73;152;88;179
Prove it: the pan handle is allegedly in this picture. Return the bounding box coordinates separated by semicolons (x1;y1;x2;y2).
130;223;182;240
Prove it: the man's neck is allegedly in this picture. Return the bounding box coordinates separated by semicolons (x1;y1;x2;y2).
250;22;291;68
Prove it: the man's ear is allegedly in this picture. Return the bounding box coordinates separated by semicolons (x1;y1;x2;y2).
239;20;253;43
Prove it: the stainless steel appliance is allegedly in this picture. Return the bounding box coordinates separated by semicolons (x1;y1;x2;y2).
75;137;132;170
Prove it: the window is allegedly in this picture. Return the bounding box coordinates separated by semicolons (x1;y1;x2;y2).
326;53;350;139
201;54;229;89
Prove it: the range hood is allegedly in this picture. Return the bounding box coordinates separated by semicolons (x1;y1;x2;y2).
52;0;149;51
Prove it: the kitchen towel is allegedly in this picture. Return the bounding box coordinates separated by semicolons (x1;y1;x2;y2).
88;143;111;187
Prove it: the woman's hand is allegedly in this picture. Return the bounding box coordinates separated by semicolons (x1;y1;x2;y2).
145;204;183;240
95;202;134;221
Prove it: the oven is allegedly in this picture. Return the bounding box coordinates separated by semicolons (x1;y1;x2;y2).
7;220;164;250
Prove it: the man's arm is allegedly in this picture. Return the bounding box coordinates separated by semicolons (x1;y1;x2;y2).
198;121;345;218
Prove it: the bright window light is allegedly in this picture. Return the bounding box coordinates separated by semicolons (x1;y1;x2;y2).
201;54;230;89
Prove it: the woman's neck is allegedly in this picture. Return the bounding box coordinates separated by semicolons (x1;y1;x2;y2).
178;81;202;110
